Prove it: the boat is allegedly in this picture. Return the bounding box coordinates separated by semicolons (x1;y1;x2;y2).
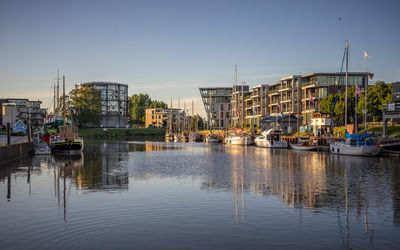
165;99;175;142
174;134;182;142
329;41;380;157
254;128;288;148
50;75;84;155
181;132;189;142
34;141;52;155
289;143;317;151
205;134;220;143
189;132;203;142
330;132;380;156
165;132;174;142
224;129;252;146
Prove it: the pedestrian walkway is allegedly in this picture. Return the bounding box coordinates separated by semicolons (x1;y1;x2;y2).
0;135;29;145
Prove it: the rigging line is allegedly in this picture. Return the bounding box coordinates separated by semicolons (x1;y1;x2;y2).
330;47;346;132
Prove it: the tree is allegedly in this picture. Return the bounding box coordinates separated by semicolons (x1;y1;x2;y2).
128;94;151;124
149;100;168;109
69;87;102;127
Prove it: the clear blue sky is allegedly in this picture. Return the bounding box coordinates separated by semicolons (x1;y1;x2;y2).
1;0;399;116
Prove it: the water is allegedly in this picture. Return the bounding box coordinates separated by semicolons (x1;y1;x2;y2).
1;140;399;249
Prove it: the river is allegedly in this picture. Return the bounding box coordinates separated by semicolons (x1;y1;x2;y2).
1;140;399;249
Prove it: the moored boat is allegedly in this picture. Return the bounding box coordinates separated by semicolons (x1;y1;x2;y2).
254;129;287;148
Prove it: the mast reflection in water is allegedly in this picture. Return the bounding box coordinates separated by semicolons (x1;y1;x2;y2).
0;140;399;249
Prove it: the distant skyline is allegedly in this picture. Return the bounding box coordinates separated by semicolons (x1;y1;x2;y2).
1;0;399;117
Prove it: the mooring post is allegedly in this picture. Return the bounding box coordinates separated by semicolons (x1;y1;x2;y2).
7;122;11;145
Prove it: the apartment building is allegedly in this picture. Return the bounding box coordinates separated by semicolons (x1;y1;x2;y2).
199;87;232;130
145;108;185;130
0;99;47;128
244;84;269;128
230;85;249;128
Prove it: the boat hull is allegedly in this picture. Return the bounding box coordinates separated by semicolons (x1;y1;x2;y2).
255;139;287;148
289;143;316;151
330;142;381;156
226;137;252;146
52;140;84;155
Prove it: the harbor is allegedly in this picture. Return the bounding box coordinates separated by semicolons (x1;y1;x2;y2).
1;140;400;249
2;1;400;249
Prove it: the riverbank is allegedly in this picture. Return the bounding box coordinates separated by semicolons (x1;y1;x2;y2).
78;128;166;139
333;125;400;137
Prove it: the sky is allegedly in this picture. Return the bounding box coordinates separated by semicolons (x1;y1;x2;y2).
1;0;399;117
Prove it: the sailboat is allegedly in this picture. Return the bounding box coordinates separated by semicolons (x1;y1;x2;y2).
50;75;84;155
165;99;174;142
330;41;380;156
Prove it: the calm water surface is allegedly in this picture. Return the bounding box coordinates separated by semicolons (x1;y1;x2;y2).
1;140;400;249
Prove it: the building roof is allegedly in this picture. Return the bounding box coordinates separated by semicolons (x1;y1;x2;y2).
77;81;128;87
260;114;298;123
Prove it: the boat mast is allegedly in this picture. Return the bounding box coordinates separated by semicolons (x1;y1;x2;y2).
169;99;173;133
364;56;368;133
192;100;194;132
53;83;56;116
345;40;349;130
56;69;60;118
63;75;66;126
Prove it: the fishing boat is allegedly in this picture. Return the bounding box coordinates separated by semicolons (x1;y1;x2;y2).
254;128;288;148
50;125;84;155
329;41;380;156
50;75;84;155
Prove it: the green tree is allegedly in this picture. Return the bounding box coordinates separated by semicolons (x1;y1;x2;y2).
69;87;102;127
129;93;151;124
357;81;392;122
149;100;168;109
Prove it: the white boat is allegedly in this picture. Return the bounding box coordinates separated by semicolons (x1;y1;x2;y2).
205;134;220;143
34;141;52;155
224;133;252;146
289;143;316;151
254;129;288;148
174;134;182;142
330;136;380;156
329;41;380;157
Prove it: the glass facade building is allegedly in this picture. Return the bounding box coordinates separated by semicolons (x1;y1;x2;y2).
75;82;128;128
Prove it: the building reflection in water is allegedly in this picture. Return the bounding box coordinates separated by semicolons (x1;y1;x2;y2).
198;144;400;248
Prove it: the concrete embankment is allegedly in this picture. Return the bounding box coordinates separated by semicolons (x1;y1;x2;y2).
0;142;33;165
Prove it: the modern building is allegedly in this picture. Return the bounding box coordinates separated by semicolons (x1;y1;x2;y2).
1;103;17;126
199;87;233;130
244;84;269;128
145;108;185;131
75;82;128;128
230;85;249;128
199;72;372;130
1;99;47;128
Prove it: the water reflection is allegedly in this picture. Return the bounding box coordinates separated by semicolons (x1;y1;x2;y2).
1;140;399;249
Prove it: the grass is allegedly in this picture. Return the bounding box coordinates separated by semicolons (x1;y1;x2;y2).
78;128;166;139
333;125;400;137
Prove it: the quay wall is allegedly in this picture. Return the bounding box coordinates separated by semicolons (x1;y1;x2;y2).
0;142;33;165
